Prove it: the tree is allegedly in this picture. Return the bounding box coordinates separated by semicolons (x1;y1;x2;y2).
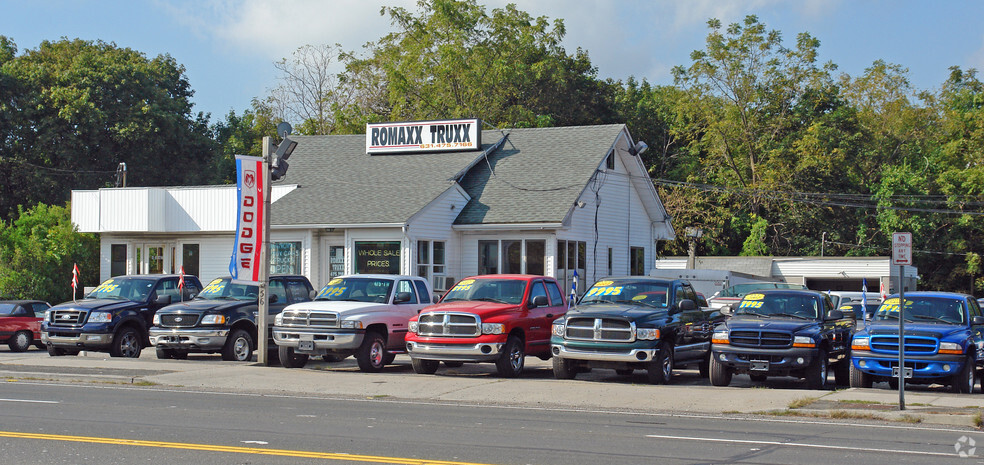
0;38;221;219
0;203;98;303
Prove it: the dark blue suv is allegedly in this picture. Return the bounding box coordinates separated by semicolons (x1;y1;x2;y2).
850;292;984;393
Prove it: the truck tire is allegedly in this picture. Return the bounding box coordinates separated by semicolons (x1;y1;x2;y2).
495;335;525;378
222;329;255;362
951;356;976;394
709;356;732;386
849;363;873;388
646;344;674;385
356;331;388;373
805;349;828;390
411;357;439;374
156;347;175;359
8;331;31;352
46;345;74;356
110;326;142;358
552;356;578;379
278;345;308;368
833;359;851;386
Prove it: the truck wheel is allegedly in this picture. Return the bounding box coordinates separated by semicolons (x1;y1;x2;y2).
444;361;464;368
278;345;308;368
805;349;828;390
616;369;634;376
222;329;255;362
495;335;525;378
8;331;32;352
411;357;439;374
356;331;388;372
646;344;674;385
110;327;143;358
833;359;851;386
849;363;873;388
950;356;976;393
709;356;732;386
47;344;66;356
552;356;578;379
156;347;175;359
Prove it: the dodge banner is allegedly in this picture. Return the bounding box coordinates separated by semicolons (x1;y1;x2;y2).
229;155;266;284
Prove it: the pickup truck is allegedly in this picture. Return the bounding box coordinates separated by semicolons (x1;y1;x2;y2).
273;274;432;372
549;277;724;384
405;274;567;377
149;275;314;361
41;274;202;357
709;289;855;389
850;292;984;393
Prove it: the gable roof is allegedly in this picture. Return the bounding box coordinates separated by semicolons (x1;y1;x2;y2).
270;124;633;227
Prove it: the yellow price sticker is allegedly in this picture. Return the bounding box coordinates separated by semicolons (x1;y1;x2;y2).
595;280;614;287
739;301;764;308
457;279;476;286
586;286;624;297
317;286;346;298
327;279;342;286
745;293;765;300
632;295;648;301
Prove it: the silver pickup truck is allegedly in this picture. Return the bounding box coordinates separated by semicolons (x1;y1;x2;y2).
272;274;432;372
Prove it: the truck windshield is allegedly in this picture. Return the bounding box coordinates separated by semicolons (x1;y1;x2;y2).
85;277;157;301
873;297;966;324
441;279;526;305
717;282;807;298
315;277;394;303
735;292;820;319
197;278;258;301
579;280;670;307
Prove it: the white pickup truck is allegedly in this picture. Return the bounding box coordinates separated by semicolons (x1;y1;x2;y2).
272;274;433;372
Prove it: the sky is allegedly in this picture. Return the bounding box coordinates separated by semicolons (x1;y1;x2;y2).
3;0;983;122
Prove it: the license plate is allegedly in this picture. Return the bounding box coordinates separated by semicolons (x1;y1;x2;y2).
750;361;769;371
298;341;314;351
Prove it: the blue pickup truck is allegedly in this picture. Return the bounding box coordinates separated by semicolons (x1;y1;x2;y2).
850;292;984;393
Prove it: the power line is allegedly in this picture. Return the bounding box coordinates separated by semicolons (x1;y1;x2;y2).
2;158;118;175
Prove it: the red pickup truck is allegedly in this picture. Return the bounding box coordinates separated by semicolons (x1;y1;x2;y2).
405;274;567;377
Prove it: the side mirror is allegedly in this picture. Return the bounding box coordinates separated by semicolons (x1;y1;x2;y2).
529;295;549;308
720;305;733;315
679;299;697;311
394;292;412;303
825;309;844;321
155;294;172;306
269;294;279;304
972;315;984;326
309;289;317;300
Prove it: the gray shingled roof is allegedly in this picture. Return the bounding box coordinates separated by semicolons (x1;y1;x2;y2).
270;124;627;226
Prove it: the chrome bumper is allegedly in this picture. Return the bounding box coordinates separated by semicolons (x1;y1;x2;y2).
149;328;229;350
406;341;504;362
272;327;364;352
552;344;657;363
41;332;112;346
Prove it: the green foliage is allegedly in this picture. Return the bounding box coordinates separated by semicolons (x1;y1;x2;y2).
740;215;769;256
0;203;98;303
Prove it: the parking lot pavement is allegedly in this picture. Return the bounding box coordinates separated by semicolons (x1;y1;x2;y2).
1;347;982;427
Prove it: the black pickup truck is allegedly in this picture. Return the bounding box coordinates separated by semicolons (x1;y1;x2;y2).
41;274;202;357
550;277;724;384
149;275;314;361
709;289;855;389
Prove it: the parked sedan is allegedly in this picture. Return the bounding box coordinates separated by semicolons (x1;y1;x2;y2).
0;300;51;351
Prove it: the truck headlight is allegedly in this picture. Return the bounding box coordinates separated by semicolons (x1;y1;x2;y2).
793;336;815;348
939;342;964;354
851;336;869;350
636;328;660;340
45;310;51;321
201;314;226;325
88;312;112;323
274;313;284;326
711;330;729;344
408;321;418;333
152;314;161;325
551;321;566;337
482;323;505;335
341;320;364;329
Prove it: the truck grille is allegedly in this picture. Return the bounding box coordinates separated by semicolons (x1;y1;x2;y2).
564;317;634;342
159;313;201;328
730;330;792;348
50;309;86;326
416;312;480;337
870;335;937;355
279;310;338;328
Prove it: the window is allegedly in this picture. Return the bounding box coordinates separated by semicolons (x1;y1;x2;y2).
355;241;400;274
397;280;418;304
111;244;127;276
413;280;432;304
286;279;312;303
182;244;200;278
546;280;564;306
630;247;645;276
417;240;447;292
272;241;302;274
154;278;181;301
605;150;615;170
503;240;522;274
31;303;49;317
526;240;545;275
328;246;345;280
479;240;498;274
269;279;288;304
530;280;547;304
557;240;587;298
479;239;546;276
147;246;164;274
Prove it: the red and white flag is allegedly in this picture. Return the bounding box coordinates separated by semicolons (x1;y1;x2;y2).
880;281;887;300
71;263;79;301
178;266;186;290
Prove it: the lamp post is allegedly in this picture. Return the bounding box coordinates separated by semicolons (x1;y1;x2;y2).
685;227;703;270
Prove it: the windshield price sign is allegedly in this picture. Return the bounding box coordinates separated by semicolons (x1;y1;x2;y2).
892;232;912;266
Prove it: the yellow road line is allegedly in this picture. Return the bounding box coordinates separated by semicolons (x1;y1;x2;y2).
0;431;495;465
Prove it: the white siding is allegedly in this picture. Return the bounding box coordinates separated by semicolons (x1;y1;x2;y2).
407;187;469;282
71;191;100;232
100;189;152;231
773;258;890;278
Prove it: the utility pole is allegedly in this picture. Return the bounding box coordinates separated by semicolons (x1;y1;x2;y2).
256;137;273;365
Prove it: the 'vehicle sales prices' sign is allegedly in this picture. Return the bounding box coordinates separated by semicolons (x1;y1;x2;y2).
366;118;481;154
892;232;912;266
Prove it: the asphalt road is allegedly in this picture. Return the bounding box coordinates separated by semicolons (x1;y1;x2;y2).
2;379;983;465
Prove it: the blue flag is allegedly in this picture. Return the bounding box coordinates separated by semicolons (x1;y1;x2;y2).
862;278;868;323
569;270;578;310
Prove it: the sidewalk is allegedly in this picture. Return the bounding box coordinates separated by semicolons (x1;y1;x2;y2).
1;349;981;428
